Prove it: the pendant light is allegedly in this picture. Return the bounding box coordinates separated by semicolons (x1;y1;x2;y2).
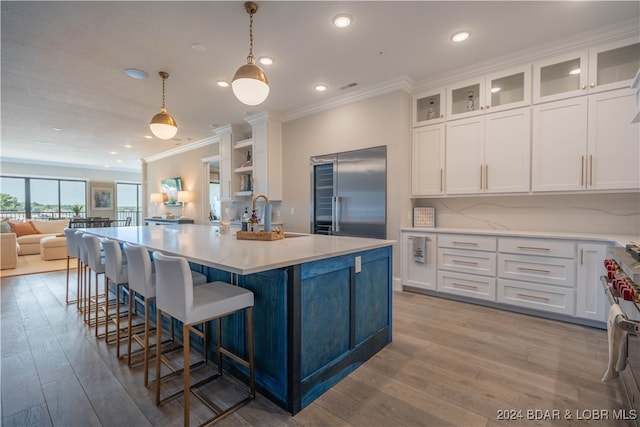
149;71;178;140
232;2;269;106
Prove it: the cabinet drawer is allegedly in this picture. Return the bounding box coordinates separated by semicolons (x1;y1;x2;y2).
438;248;497;276
437;270;496;301
498;254;576;287
497;279;575;315
438;235;497;252
498;237;575;258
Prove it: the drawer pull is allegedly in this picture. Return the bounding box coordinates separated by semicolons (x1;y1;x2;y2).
408;236;431;241
452;259;479;266
452;282;478;290
452;241;478;246
516;293;551;302
517;267;551;274
516;246;551;251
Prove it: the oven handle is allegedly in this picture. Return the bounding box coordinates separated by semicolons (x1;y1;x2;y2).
601;276;640;333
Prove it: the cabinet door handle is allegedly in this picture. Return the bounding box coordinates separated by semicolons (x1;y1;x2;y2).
589;155;593;187
517;267;551;274
580;249;584;265
452;241;478;246
580;155;585;187
485;164;488;190
590;82;595;88
480;165;484;190
581;84;587;90
408;236;431;241
452;259;479;266
440;168;444;193
452;282;478;290
516;245;551;251
517;293;551;302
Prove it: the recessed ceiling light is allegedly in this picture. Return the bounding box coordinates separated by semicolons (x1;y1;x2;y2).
259;56;274;66
124;68;149;79
103;165;110;168
116;160;123;163
315;84;328;92
144;135;153;139
124;144;132;149
333;14;352;28
52;127;62;131
110;151;118;155
569;68;581;75
191;43;206;52
450;30;471;43
491;87;501;93
217;80;230;88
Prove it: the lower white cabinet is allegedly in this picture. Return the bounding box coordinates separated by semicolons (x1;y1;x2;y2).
401;232;437;291
497;279;575;315
576;243;608;322
400;230;611;324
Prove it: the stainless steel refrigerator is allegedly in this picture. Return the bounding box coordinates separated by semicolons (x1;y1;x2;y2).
310;146;386;239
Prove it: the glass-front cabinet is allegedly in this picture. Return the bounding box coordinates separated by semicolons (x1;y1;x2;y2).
447;66;531;120
534;37;640;104
412;88;445;127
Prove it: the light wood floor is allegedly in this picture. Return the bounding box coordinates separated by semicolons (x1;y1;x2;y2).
1;269;632;426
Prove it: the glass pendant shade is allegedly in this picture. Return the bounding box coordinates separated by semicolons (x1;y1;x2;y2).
232;62;270;106
150;108;178;140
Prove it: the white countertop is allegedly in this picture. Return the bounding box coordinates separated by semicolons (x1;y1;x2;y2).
85;225;393;275
400;227;639;247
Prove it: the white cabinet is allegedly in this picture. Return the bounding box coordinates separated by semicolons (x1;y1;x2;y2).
215;124;243;202
232;138;254;198
247;113;283;201
412;87;446;127
447;66;531;120
411;124;445;196
532;89;640;192
533;38;640;104
587;89;640;190
436;234;497;301
446;108;531;195
576;243;608;322
497;237;576;316
401;232;437;291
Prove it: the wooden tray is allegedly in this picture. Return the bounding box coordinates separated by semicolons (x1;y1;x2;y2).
236;230;285;241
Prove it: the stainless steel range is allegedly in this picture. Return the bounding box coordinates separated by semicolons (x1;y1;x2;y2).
603;246;640;425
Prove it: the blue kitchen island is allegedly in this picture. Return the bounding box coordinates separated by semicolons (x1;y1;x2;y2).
85;225;393;414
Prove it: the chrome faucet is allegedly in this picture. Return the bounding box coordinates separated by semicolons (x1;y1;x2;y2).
252;194;269;211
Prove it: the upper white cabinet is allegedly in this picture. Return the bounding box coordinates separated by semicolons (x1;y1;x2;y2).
215;124;244;202
446;108;531;195
246;112;283;201
533;38;640;104
447;66;531;120
532;89;640;192
412;87;446;127
411;124;445;196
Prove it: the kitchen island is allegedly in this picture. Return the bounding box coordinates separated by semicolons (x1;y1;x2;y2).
84;225;394;414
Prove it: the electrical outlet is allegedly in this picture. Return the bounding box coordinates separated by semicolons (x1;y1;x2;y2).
355;256;361;273
290;208;295;215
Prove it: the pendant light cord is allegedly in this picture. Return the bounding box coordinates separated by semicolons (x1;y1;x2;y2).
247;10;255;63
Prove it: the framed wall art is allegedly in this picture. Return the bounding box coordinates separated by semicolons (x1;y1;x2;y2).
91;187;113;210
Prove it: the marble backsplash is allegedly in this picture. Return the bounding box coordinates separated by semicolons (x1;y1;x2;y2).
414;193;640;236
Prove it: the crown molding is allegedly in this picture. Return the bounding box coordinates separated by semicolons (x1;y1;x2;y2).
282;75;414;122
144;135;220;164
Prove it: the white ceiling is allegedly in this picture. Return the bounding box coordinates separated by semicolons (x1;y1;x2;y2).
2;1;639;172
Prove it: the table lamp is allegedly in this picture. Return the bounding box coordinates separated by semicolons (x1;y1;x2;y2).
177;191;191;218
150;192;164;217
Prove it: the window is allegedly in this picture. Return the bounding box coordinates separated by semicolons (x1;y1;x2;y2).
0;176;86;220
116;182;141;226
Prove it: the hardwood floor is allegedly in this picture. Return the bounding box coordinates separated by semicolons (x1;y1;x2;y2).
1;270;632;426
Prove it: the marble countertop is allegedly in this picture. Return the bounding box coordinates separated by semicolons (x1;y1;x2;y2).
84;225;393;275
400;227;639;247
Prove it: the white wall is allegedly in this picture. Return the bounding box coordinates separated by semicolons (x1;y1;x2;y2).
281;90;412;278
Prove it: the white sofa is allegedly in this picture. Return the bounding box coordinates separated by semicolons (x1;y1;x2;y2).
16;219;69;255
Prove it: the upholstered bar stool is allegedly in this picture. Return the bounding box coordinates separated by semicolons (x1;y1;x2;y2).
81;234;106;329
123;243;207;387
63;228;81;305
153;251;255;426
101;238;130;356
74;230;89;316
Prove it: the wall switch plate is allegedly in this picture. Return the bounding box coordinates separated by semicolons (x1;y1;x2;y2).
355;256;361;273
290;208;295;215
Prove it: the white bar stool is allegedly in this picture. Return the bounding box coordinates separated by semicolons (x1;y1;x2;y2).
63;227;81;305
153;251;255;426
122;243;208;387
81;234;106;330
101;238;130;357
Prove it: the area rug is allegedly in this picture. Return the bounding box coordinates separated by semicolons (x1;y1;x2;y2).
0;255;75;278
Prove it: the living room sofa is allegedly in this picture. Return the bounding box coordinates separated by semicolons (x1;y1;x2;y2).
1;219;69;269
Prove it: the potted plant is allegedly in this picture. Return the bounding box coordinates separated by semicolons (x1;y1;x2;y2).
71;204;83;217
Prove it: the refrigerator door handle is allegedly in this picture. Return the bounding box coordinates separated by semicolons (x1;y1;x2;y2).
331;196;337;234
334;196;341;233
